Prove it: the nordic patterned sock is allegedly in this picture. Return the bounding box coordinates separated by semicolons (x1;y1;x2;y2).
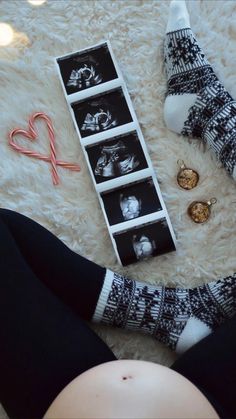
163;0;236;180
93;270;236;354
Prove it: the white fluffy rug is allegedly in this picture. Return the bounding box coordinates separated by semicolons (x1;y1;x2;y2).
0;0;235;417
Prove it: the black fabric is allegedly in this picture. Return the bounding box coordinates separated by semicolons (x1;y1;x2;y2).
0;208;106;320
0;209;116;419
171;314;236;418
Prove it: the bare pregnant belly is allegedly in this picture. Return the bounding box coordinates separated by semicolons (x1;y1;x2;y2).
44;360;219;419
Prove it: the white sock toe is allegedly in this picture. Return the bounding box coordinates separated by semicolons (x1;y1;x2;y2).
166;0;190;33
176;316;212;355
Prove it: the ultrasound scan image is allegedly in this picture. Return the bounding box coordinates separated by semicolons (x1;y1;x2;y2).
57;43;118;95
95;140;139;177
101;178;162;225
72;88;133;138
66;56;103;90
86;131;148;184
132;234;156;260
81;106;118;134
119;195;142;221
113;218;176;266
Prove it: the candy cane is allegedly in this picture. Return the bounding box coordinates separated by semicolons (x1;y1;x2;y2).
9;112;80;185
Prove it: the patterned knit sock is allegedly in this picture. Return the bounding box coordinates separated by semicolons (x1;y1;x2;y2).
93;271;236;354
163;0;236;180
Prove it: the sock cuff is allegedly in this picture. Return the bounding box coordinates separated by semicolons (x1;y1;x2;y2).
92;269;114;322
166;27;191;36
176;316;212;354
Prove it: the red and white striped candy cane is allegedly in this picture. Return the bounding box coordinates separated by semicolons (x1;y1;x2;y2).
9;112;80;185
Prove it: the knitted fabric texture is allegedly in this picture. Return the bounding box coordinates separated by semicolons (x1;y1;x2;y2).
164;28;236;176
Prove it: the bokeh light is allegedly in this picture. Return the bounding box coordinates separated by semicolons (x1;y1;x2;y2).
28;0;46;5
0;23;14;46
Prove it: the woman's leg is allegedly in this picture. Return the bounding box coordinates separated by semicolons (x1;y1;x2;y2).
171;314;236;419
0;208;106;320
164;0;236;180
0;215;116;419
0;208;235;354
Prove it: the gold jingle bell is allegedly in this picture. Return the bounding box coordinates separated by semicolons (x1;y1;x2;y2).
187;198;217;224
177;160;199;190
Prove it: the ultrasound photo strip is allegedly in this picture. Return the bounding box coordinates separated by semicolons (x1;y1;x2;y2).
55;41;177;265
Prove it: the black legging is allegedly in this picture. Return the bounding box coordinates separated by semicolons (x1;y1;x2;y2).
0;208;235;418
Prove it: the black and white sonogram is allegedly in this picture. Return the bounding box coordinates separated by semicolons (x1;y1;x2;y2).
57;43;118;95
86;131;148;183
113;218;175;266
71;88;133;138
101;178;162;225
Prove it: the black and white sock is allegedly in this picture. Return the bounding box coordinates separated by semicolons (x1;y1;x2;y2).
163;0;236;180
93;270;236;354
